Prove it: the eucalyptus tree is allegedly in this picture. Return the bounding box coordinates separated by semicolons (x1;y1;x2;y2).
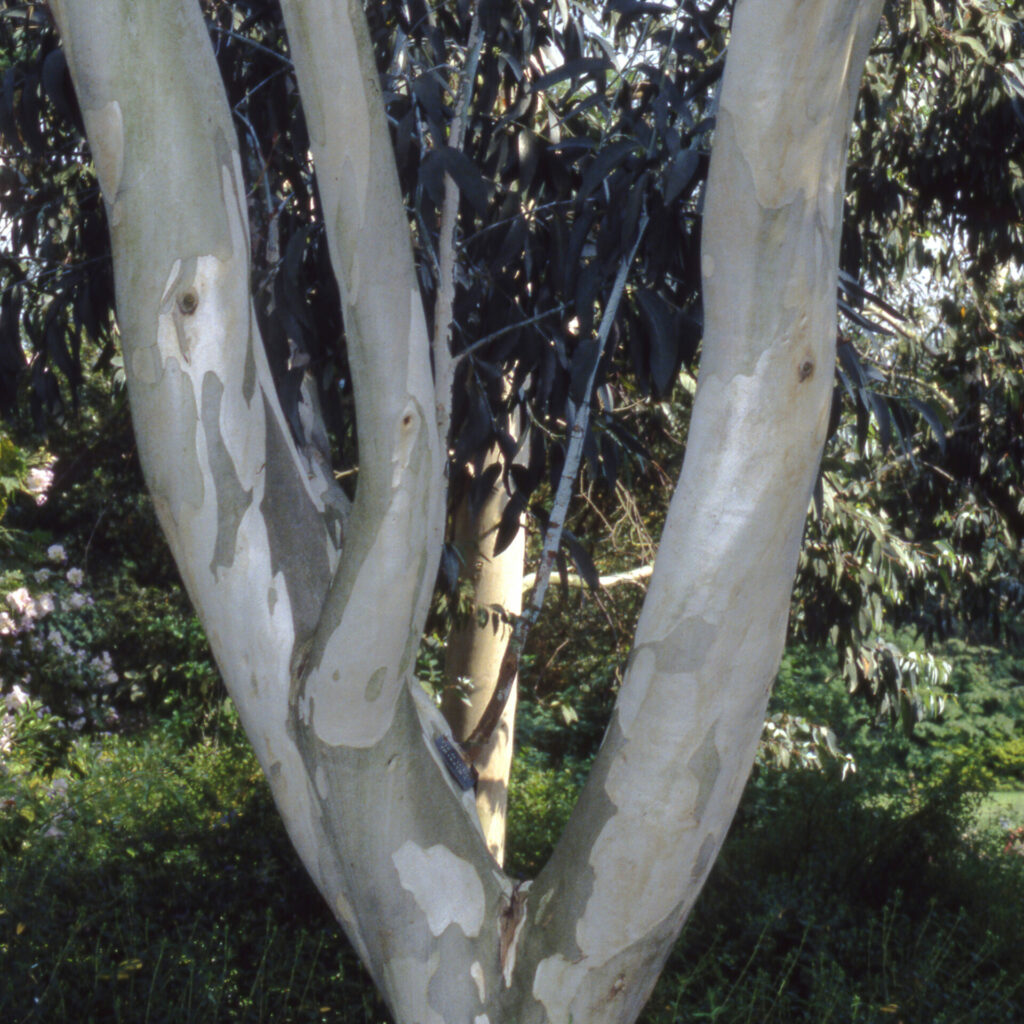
39;0;885;1019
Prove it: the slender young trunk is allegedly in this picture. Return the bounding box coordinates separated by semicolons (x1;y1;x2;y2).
442;469;525;864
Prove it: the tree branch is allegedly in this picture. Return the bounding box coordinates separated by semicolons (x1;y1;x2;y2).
433;8;483;444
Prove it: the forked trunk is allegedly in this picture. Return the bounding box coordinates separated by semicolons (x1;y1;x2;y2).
52;0;883;1020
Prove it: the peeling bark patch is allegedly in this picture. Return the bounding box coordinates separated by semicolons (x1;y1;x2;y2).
260;395;331;638
687;722;721;819
392;400;422;488
533;954;581;1022
201;373;253;574
159;257;200;363
392;841;485;938
314;764;328;800
500;884;529;987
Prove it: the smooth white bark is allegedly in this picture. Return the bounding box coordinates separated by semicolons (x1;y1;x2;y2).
516;3;884;1020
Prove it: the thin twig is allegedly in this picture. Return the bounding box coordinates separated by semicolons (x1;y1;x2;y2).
433;8;484;445
453;302;571;364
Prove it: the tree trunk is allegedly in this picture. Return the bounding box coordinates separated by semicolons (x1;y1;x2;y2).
52;0;883;1021
442;469;525;864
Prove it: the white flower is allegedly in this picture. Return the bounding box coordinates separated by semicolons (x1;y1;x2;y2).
0;611;17;636
31;593;55;618
67;592;88;611
44;824;64;838
48;629;71;655
46;544;67;563
6;588;32;615
33;568;52;583
66;567;85;587
4;684;29;710
25;466;54;505
104;670;119;687
69;717;86;731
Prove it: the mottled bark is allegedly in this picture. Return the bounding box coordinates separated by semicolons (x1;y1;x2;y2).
516;4;885;1020
53;0;883;1021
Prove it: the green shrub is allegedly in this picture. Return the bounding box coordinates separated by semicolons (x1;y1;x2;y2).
0;702;386;1024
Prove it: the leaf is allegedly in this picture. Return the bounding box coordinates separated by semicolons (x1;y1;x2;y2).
418;148;446;208
568;337;601;406
838;298;893;336
42;49;78;130
663;148;699;204
863;388;892;451
907;397;948;454
636;289;679;397
532;57;611;95
440;543;462;592
468;461;502;521
562;529;600;592
837;341;867;387
555;546;571;604
494;492;526;556
437;146;494;216
579;139;640;202
838;270;905;323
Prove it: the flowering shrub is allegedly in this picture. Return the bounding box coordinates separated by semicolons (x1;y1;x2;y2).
1;441;130;762
1;540;128;742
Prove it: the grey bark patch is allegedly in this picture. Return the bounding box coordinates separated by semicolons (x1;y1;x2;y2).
427;928;486;1016
626;616;717;677
242;331;257;404
201;372;253;574
365;665;388;702
690;832;720;883
290;687;504;996
260;394;331;639
686;722;721;818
